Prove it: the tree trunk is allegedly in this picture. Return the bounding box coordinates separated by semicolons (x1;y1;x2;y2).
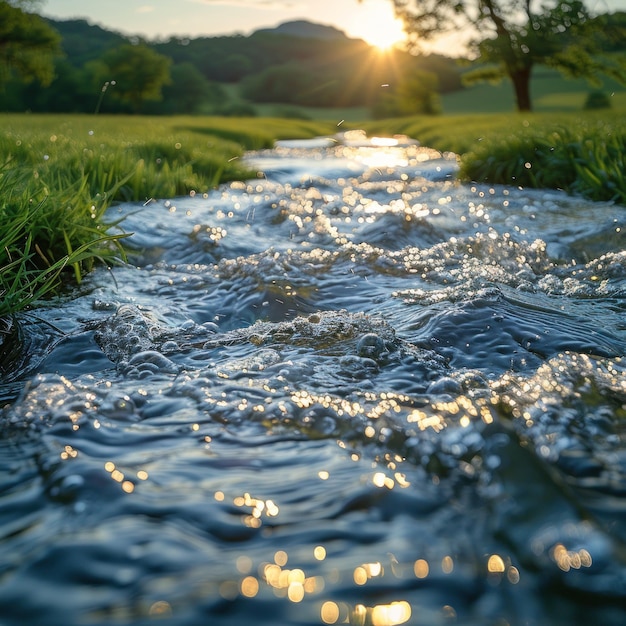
510;66;533;112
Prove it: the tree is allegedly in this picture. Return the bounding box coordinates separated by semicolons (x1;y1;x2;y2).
0;0;60;87
143;62;218;114
94;43;171;113
161;63;211;114
383;0;626;111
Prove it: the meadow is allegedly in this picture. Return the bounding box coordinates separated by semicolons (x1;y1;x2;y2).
1;109;624;316
441;66;626;114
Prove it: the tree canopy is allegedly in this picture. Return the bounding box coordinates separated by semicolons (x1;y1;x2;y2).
92;43;172;113
387;0;626;111
0;0;60;86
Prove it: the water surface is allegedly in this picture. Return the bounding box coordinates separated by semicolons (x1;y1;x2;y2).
1;130;626;626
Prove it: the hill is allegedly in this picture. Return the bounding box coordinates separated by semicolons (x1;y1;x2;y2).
253;20;348;40
44;18;127;66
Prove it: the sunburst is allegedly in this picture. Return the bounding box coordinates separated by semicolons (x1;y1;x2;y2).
353;1;406;51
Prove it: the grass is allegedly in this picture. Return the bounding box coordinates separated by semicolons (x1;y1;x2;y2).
1;109;624;317
0;164;127;316
218;83;369;121
459;118;626;204
0;114;337;316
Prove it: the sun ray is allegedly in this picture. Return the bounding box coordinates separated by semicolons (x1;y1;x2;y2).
351;1;407;51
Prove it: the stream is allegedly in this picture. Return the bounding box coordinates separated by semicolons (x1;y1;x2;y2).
1;130;626;625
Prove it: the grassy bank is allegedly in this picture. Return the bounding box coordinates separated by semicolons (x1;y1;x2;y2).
0;114;336;316
1;111;624;316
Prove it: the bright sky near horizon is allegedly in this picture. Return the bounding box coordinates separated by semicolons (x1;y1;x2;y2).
39;0;451;53
40;0;626;55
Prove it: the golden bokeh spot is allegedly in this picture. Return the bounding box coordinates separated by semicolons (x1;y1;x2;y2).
288;569;305;584
551;544;593;572
137;470;149;481
60;445;78;460
121;481;134;493
406;409;446;432
394;472;410;488
487;554;506;573
363;562;383;577
371;601;412;626
353;566;368;585
414;559;429;579
264;563;281;587
233;493;279;526
321;601;340;624
274;550;288;566
243;515;261;528
314;546;327;561
240;576;259;598
288;582;305;603
373;472;386;488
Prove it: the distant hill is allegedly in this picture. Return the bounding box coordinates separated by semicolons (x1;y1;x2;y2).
253;20;349;40
44;18;128;66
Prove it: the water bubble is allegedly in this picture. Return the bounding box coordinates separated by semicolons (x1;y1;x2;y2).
126;351;180;374
356;333;387;360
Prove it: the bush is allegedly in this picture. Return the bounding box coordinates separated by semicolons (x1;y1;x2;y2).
583;91;611;110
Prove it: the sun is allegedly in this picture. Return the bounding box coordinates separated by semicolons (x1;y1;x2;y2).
369;16;406;51
352;1;407;51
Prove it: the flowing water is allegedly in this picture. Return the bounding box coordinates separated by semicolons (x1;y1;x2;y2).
1;131;626;626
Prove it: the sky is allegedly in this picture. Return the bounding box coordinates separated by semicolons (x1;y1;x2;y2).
40;0;626;55
39;0;457;53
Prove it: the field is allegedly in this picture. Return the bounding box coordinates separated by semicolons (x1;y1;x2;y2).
1;109;624;316
442;66;626;114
